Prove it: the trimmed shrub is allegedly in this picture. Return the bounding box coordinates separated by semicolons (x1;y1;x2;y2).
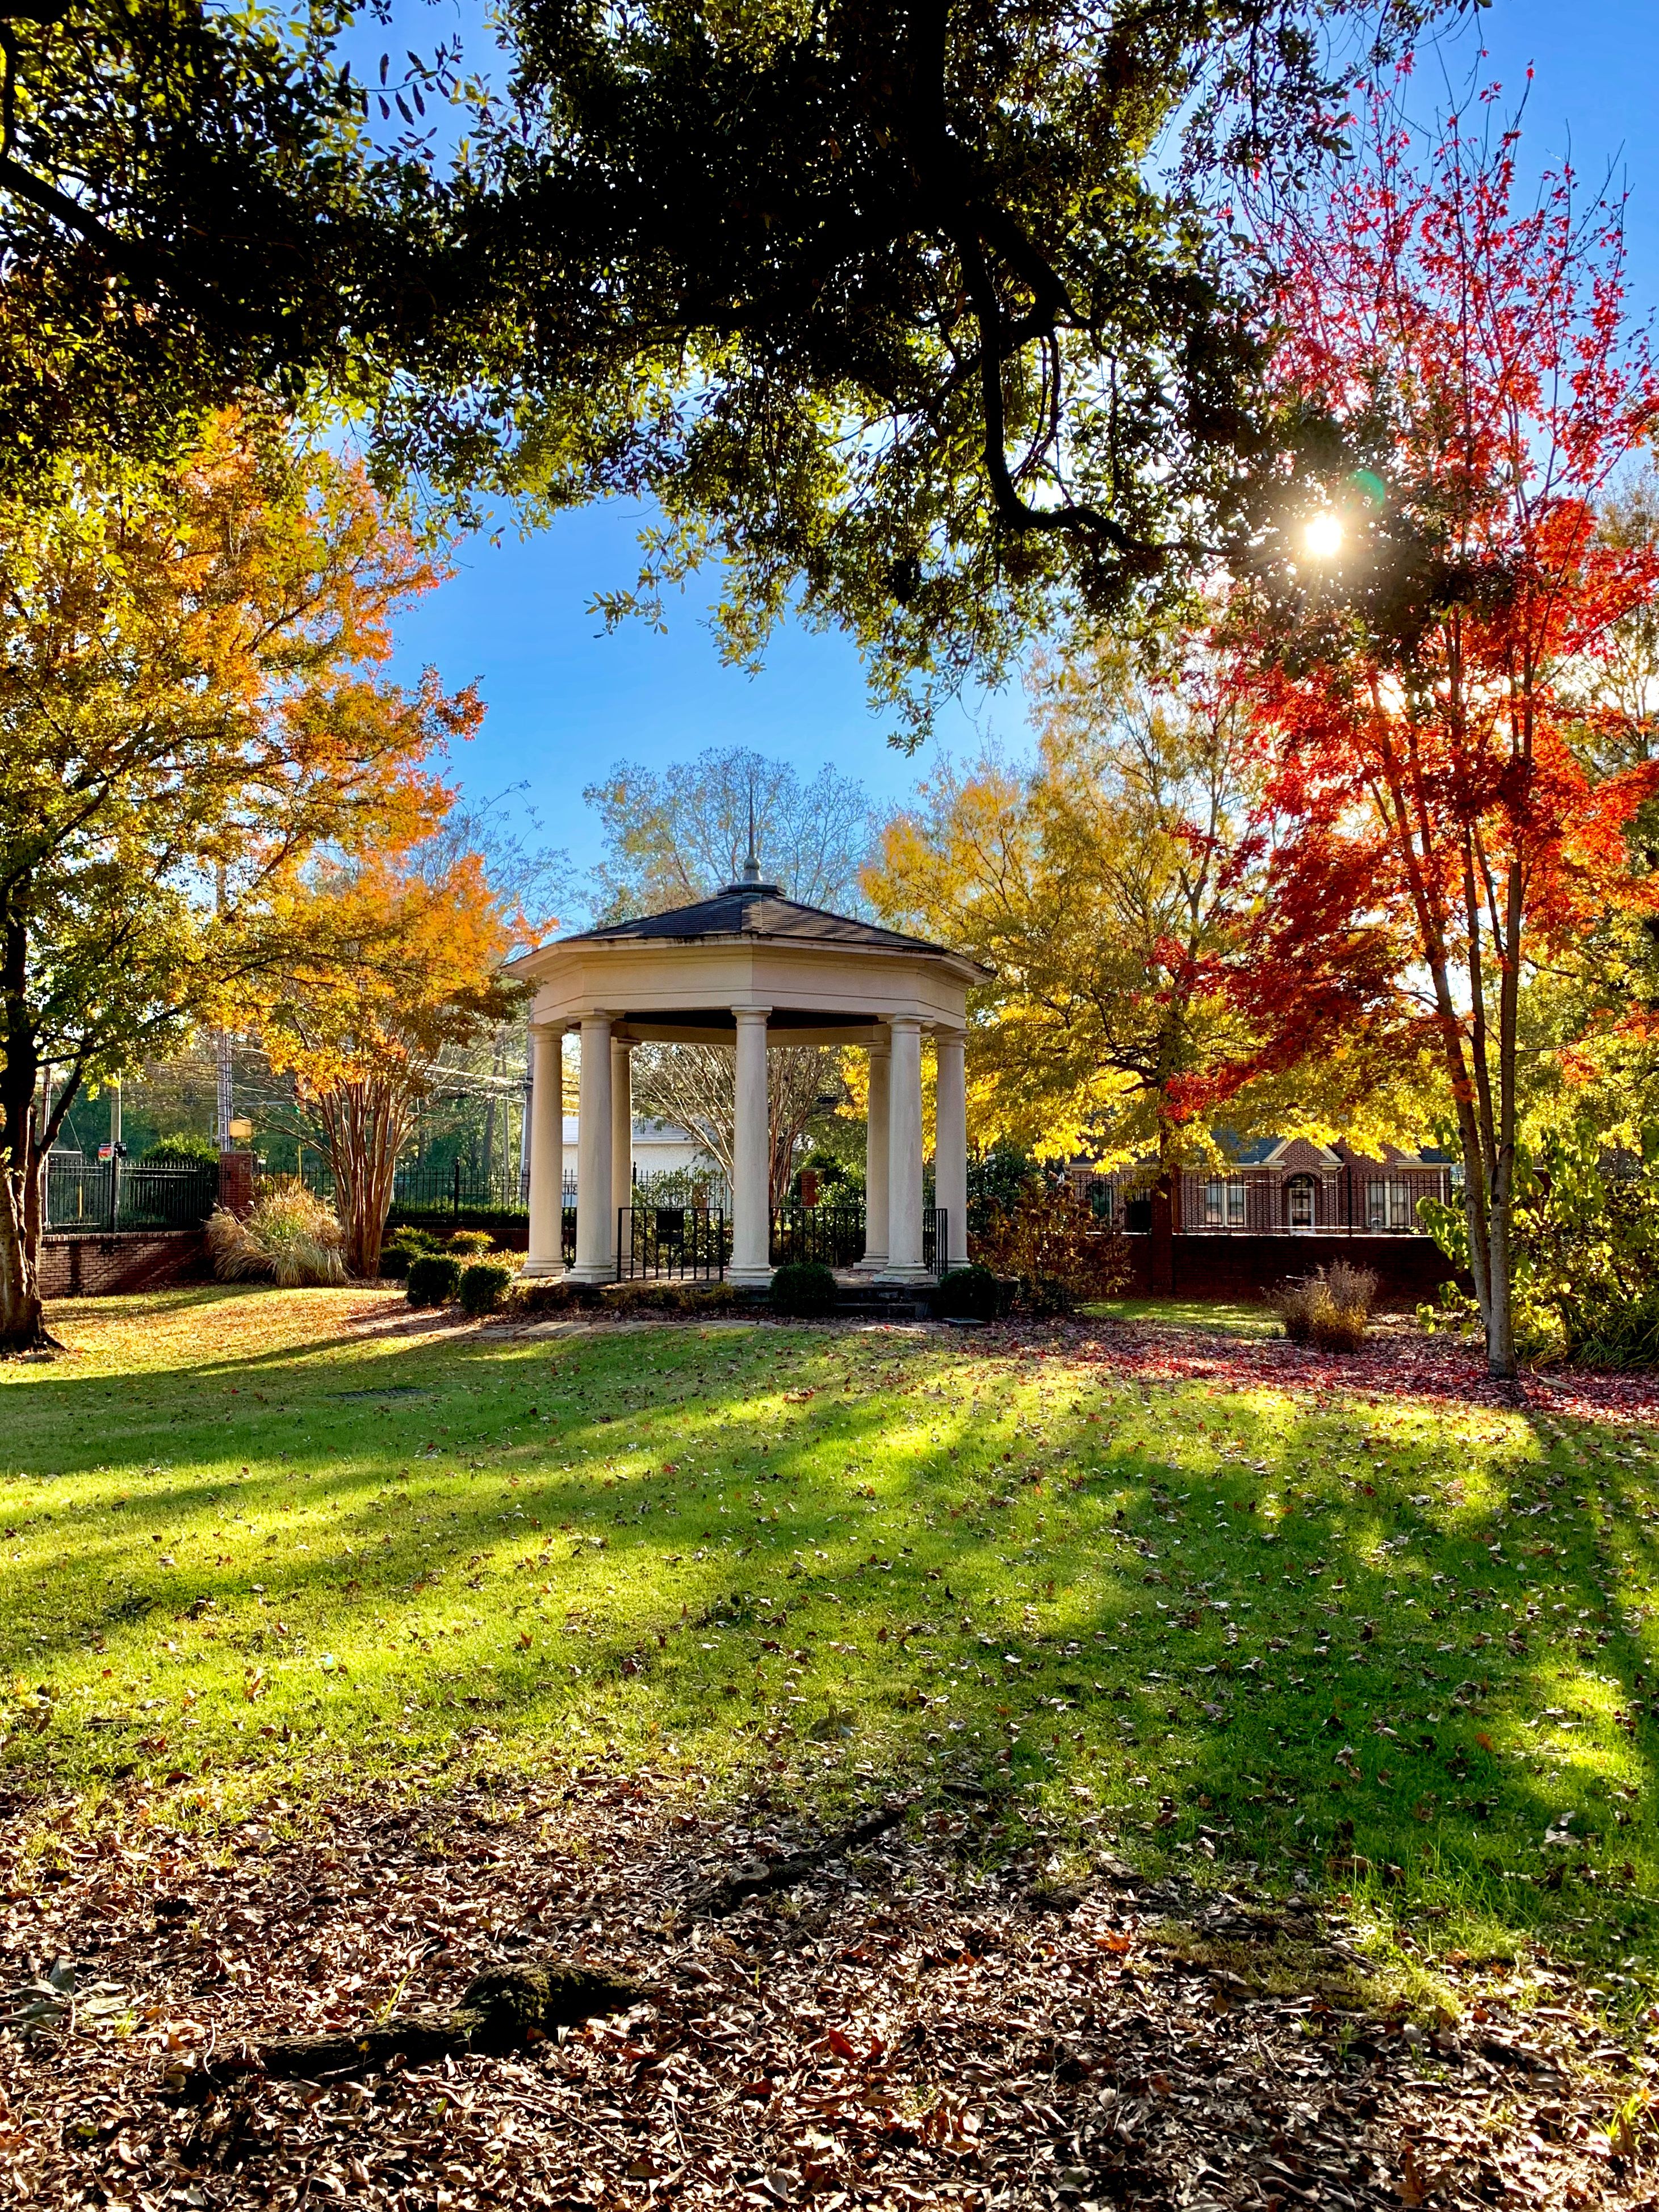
380;1226;442;1279
447;1229;497;1256
407;1253;463;1307
936;1264;1007;1321
768;1261;839;1318
141;1132;220;1164
458;1259;517;1316
1273;1263;1377;1352
206;1184;347;1288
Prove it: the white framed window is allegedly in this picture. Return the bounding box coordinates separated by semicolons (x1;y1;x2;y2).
1287;1174;1317;1229
1203;1177;1247;1227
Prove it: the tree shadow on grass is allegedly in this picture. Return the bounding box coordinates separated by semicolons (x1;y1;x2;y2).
2;1308;1656;1993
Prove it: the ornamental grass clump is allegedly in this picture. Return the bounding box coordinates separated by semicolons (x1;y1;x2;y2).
206;1184;347;1288
1273;1262;1377;1353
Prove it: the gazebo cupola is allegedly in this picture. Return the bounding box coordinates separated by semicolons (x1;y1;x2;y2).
506;859;985;1288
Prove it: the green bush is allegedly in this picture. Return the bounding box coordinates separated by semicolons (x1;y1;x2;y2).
936;1264;1007;1321
380;1226;442;1279
141;1132;220;1165
407;1253;462;1308
447;1229;497;1256
1421;1124;1659;1367
768;1261;839;1317
458;1259;516;1316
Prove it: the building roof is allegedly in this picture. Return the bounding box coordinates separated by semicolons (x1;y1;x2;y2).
560;878;964;961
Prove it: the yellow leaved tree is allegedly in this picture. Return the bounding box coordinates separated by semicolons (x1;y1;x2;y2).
252;847;533;1279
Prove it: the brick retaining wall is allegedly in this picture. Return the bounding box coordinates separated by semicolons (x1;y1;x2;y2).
1120;1233;1457;1308
41;1230;211;1297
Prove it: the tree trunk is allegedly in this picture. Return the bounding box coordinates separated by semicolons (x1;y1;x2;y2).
318;1077;410;1279
0;1158;52;1353
0;898;57;1353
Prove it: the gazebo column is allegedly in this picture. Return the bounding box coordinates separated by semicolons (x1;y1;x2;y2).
934;1026;970;1271
568;1013;615;1283
611;1034;635;1268
523;1024;565;1277
860;1035;890;1271
879;1014;929;1283
728;1007;773;1288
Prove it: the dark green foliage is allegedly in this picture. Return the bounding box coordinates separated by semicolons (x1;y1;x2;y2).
378;0;1430;738
381;1227;443;1280
1424;1126;1659;1367
458;1260;517;1315
936;1264;1009;1321
966;1144;1040;1236
406;1254;462;1308
0;0;428;483
140;1132;219;1164
768;1262;839;1317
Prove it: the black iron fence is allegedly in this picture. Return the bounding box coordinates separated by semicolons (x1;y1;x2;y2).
615;1206;729;1281
770;1203;866;1270
47;1155;219;1234
1071;1164;1451;1237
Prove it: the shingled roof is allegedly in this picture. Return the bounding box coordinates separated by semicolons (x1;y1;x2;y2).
562;878;961;960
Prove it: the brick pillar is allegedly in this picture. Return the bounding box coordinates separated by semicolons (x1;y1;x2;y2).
219;1151;254;1216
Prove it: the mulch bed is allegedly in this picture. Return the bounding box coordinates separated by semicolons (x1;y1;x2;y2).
2;1773;1652;2210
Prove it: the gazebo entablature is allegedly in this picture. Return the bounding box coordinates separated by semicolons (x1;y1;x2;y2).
506;877;984;1292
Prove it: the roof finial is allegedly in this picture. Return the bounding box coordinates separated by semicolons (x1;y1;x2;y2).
742;788;761;886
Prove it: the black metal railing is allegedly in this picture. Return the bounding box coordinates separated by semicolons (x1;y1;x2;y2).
1070;1165;1451;1237
562;1205;577;1266
615;1206;729;1281
46;1155;219;1234
924;1208;948;1280
770;1203;866;1270
388;1157;530;1216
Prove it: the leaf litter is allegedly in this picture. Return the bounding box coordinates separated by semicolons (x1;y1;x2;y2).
1;1770;1651;2211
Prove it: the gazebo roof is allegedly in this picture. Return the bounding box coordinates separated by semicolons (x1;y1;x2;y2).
559;878;959;961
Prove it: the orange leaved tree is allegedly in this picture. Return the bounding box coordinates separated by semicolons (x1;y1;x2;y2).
0;409;467;1353
255;848;527;1279
1231;85;1659;1379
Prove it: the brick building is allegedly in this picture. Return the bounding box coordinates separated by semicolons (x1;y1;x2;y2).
1073;1136;1456;1238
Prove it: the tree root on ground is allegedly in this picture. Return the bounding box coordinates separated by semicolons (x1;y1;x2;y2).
197;1960;642;2088
689;1798;911;1917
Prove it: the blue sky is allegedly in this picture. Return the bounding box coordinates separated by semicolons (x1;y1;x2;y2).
371;1;1659;899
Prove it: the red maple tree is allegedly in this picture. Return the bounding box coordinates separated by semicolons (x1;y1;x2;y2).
1229;78;1659;1378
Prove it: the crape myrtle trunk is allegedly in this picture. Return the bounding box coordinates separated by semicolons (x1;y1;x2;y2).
0;902;54;1353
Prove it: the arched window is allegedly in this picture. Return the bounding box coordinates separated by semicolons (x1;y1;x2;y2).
1285;1173;1317;1229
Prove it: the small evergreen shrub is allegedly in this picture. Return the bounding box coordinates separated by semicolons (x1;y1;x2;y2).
447;1229;497;1256
768;1261;839;1317
407;1253;462;1307
380;1226;442;1279
458;1259;516;1315
936;1264;1006;1321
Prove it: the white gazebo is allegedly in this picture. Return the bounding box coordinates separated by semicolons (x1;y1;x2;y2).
507;860;985;1289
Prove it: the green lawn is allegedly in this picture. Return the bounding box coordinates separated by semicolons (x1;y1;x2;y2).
1087;1294;1280;1337
5;1286;1658;2018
